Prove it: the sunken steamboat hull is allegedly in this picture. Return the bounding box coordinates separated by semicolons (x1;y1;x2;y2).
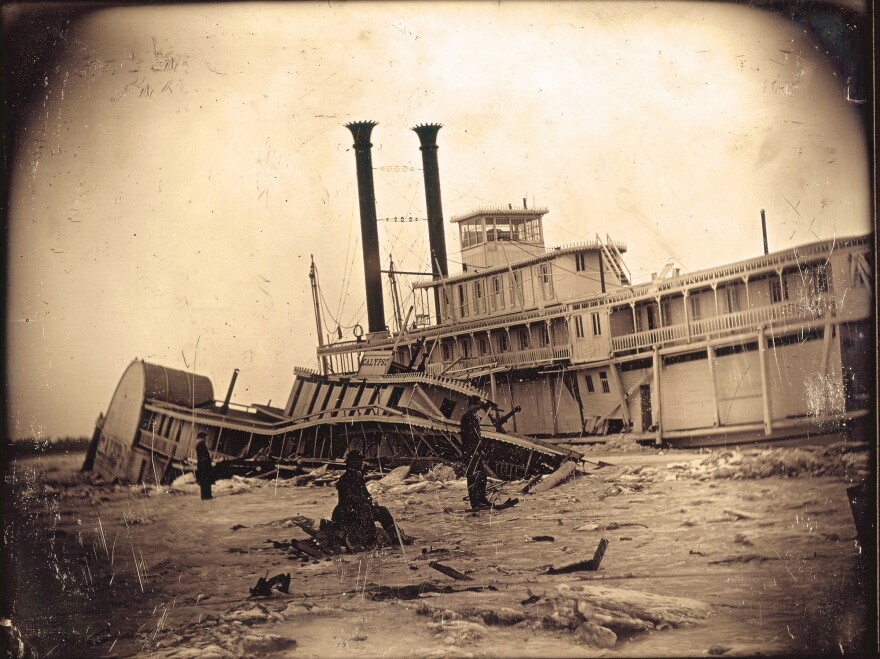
87;360;575;485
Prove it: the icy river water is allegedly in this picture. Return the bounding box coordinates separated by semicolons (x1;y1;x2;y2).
4;444;871;657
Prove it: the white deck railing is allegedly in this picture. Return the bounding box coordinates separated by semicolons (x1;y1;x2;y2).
425;344;572;376
609;294;844;352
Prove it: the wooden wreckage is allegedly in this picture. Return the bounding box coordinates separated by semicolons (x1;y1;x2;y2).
86;358;576;485
86;120;873;485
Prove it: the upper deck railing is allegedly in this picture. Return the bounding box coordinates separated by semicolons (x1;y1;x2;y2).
316;235;870;360
424;345;572;376
609;293;851;352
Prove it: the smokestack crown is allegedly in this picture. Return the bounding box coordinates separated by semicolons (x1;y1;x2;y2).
346;121;378;146
412;123;443;148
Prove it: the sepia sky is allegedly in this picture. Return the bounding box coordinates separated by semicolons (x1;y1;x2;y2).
4;1;871;440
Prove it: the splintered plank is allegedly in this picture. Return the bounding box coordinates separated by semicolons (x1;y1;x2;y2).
428;560;473;581
547;538;609;575
290;538;327;559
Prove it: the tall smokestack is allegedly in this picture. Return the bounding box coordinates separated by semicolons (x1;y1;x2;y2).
346;121;386;334
412;124;448;322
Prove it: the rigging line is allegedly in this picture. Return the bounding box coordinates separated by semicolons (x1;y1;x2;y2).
377;172;422;207
335;208;358;323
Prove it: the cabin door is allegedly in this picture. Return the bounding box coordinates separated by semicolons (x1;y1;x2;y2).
646;305;657;331
639;384;652;432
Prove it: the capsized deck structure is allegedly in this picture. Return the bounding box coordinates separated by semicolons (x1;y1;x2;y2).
87;359;577;485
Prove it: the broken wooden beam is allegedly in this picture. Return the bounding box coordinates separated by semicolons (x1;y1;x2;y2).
547;538;608;574
427;560;473;581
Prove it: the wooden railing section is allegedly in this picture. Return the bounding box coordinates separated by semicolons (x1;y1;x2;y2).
609;294;849;352
425;345;572;376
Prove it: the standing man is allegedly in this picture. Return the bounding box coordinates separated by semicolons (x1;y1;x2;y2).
195;432;214;500
460;395;492;510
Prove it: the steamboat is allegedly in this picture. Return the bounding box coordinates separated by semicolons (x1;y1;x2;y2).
87;122;873;485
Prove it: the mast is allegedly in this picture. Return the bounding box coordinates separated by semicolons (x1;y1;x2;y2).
309;255;328;375
388;255;404;334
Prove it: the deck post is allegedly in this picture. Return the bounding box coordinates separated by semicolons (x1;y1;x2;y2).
683;290;691;343
652;346;662;445
548;374;560;435
707;345;721;427
489;371;498;402
758;328;773;436
609;363;631;427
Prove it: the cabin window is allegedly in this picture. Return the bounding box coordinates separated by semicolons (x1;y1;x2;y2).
769;278;783;304
575;252;588;272
441;342;452;362
511;271;523;306
461;337;472;358
585;374;595;393
540;264;554;300
477;335;489;355
537;324;549;347
473;280;484;314
724;285;739;313
518;328;530;351
661;300;672;325
645;304;656;331
441;287;451;318
574;315;585;339
689;295;702;320
599;371;610;393
458;284;469;317
591;312;602;336
497;332;509;352
808;263;831;295
492;276;505;310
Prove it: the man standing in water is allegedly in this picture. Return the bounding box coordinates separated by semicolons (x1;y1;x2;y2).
460;395;492;510
195;432;214;500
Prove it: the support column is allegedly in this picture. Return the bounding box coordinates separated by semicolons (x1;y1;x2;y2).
652;346;662;444
548;373;560;435
489;371;498;402
758;328;773;436
656;296;664;327
683;291;691;343
609;363;631;427
707;345;721;427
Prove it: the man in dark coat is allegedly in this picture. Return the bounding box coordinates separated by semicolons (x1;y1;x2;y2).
195;432;214;500
331;450;398;548
460;395;492;510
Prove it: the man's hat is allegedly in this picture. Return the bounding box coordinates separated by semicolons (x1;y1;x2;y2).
197;431;207;439
345;450;363;465
468;395;482;407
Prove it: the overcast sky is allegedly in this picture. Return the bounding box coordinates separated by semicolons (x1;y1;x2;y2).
4;1;871;440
